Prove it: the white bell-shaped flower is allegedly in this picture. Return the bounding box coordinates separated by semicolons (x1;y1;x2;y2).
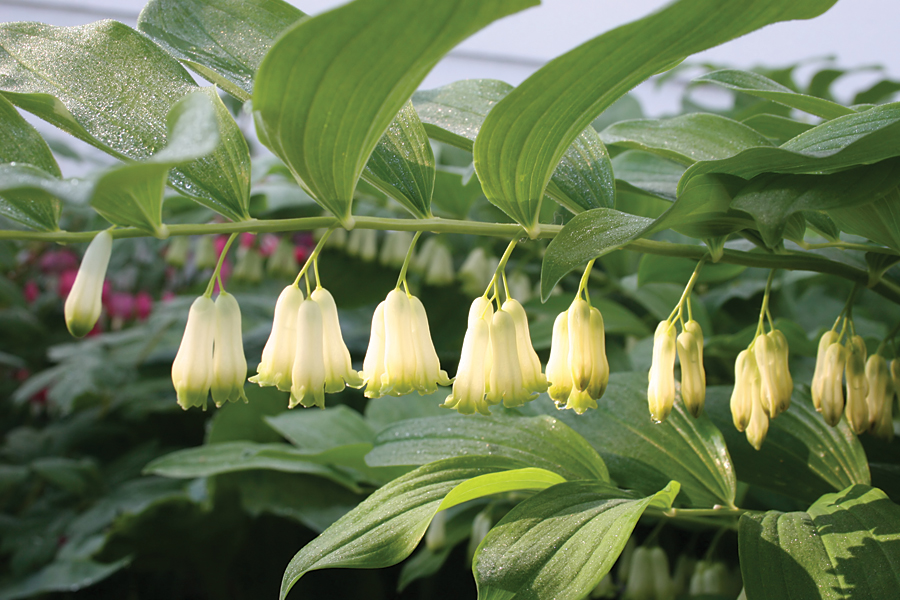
866;354;894;441
676;319;706;417
648;320;677;423
844;334;869;434
546;299;609;414
211;292;248;407
290;299;326;409
730;349;754;431
379;230;414;268
468;295;494;390
311;287;364;393
409;295;452;393
442;312;492;415
250;284;303;391
381;289;420;396
501;299;547;395
458;247;492;296
361;301;389;399
423;242;455;286
346;228;377;261
171;296;216;410
546;310;572;403
65;229;112;338
486;308;536;408
812;329;840;410
820;342;848;426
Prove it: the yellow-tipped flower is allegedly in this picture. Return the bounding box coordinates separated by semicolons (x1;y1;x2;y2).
442;297;492;415
64;230;112;338
755;331;792;418
866;354;894;441
171;296;216;410
648;320;677;423
746;368;769;451
311;287;364;393
820;342;848;426
546;311;573;402
290;299;326;409
844;335;869;434
211;292;248;407
730;349;755;431
409;296;452;393
361;301;388;398
250;284;304;391
381;289;421;396
546;298;609;414
770;329;793;410
676;319;706;417
812;330;840;410
501;299;547;395
486;308;537;408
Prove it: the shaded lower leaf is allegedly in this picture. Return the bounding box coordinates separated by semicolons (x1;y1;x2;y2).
522;373;737;509
0;557;131;600
705;386;869;505
473;480;680;600
829;188;900;253
742;113;814;144
278;456;557;599
739;485;900;599
366;414;609;482
265;405;375;450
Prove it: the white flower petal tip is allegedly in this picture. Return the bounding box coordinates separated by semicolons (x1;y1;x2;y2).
211;292;248;408
442;315;492;416
172;296;216;411
250;285;304;391
65;230;113;338
290;299;326;409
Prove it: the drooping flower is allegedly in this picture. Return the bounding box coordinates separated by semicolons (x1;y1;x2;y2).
171;296;216;410
676;319;706;417
755;330;792;418
211;292;248;407
442;298;492;415
648;320;677;423
865;354;894;441
546;310;573;402
379;231;414;269
820;342;848;426
546;297;608;414
501;299;547;396
812;329;840;410
423;241;454;286
193;235;217;269
730;349;755;431
844;334;869;434
290;298;326;409
409;295;452;393
507;271;532;304
312;287;364;393
485;308;537;408
745;369;769;451
346;228;377;261
65;230;113;338
250;284;304;391
458;247;493;297
266;237;300;279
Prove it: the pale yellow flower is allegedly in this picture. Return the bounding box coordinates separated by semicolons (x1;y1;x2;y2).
501;299;547;395
442;301;492;415
64;230;112;338
676;319;705;417
812;330;840;410
866;354;894;441
546;299;609;414
820;342;847;426
211;292;248;407
171;296;216;410
290;299;326;409
844;335;869;434
485;308;536;408
250;284;303;391
648;320;677;423
730;349;754;431
311;287;363;393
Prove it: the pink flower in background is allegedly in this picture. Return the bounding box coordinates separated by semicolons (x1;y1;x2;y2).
135;291;153;321
58;269;78;298
212;259;233;295
214;234;230;257
107;292;135;320
101;281;112;306
23;280;39;304
239;232;256;249
162;291;176;302
259;234;279;257
39;249;78;274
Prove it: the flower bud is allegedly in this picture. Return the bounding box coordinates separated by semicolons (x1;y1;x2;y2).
676;320;705;417
211;292;248;407
731;349;754;431
844;335;869;434
745;359;769;450
250;285;304;391
65;230;113;338
290;299;326;409
819;342;847;426
546;310;573;405
585;307;610;402
312;287;364;393
487;309;536;408
812;330;840;410
769;329;793;413
648;320;677;423
171;296;215;410
866;354;894;441
754;333;780;418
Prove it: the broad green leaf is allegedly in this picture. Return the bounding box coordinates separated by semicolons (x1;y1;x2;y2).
432;167;484;219
438;468;566;511
265;405;375;450
0;93;221;236
0;557;131;600
140;0;436;219
413;79;616;215
697;69;856;120
473;481;681;600
366;414;609;482
279;456;553;599
364;388;449;432
473;0;839;238
637;254;746;286
137;0;307;101
522;373;736;509
541;208;654;300
0;20;251;222
829;188;900;252
742;113;814;144
730;158;900;248
739;485;900;599
0;94;61;230
143;441;361;491
600;113;773;165
705;386;869;505
254;0;536;228
0;165;66;232
680;102;900;192
610;150;685;201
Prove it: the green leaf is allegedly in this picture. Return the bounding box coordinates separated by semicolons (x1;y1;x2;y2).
680;102;900;193
730;158;900;248
697;69;856;120
742;113;814;144
0;557;131;600
473;481;680;600
473;0;839;238
829;188;900;252
600;113;773;165
0;93;59;176
432;167;484;219
438;468;566;510
265;405;375;450
137;0;307;101
0;165;65;232
705;386;869;505
637;254;746;287
253;0;536;228
541;208;654;300
610;150;685;201
278;456;554;599
739;485;900;599
143;441;361;491
522;373;736;509
364;388;449;432
413;79;616;215
366;414;609;482
0;20;251;221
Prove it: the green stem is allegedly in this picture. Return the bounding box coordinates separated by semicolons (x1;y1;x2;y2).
203;232;238;297
877;321;900;355
293;228;334;288
577;259;596;302
482;239;518;298
667;258;706;323
755;270;777;338
797;240;900;255
395;231;423;291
